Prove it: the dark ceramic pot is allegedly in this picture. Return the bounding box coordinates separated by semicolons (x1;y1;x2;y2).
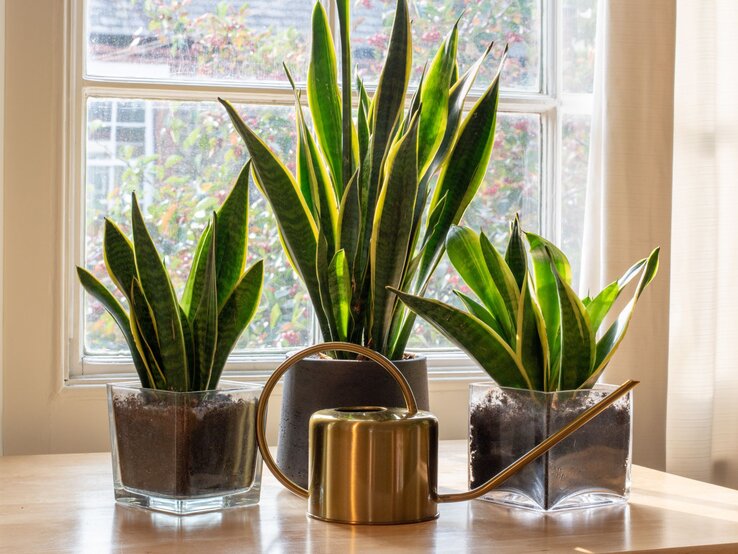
276;355;429;488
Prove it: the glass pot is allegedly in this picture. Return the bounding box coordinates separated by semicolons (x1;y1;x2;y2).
107;380;263;515
469;383;633;511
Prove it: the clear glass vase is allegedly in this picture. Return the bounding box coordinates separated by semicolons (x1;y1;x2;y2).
107;380;263;515
469;383;632;512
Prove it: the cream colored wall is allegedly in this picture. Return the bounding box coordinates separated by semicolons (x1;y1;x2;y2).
0;0;5;456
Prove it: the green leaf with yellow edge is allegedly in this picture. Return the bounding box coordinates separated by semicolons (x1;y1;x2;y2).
130;277;167;389
181;220;212;318
417;23;457;175
587;258;646;334
193;213;219;390
76;267;150;387
527;232;573;286
131;193;188;391
551;251;595;390
504;214;527;290
584;247;660;388
212;260;264;387
219;98;330;340
516;274;547;391
453;289;505;339
415;60;503;296
370;114;419;352
103;218;136;302
391;289;531;389
316;230;337;342
362;0;411;263
424;42;495;182
328;249;351;342
295;89;338;253
446;225;515;342
527;233;563;372
307;2;343;193
338;171;360;276
214;161;251;310
336;0;354;188
480;231;520;326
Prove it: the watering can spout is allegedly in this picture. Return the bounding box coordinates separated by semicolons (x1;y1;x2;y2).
435;379;639;503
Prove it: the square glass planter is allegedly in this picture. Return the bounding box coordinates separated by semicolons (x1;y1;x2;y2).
469;383;632;512
107;380;263;515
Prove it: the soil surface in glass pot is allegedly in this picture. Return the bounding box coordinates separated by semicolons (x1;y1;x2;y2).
469;387;631;510
113;393;258;498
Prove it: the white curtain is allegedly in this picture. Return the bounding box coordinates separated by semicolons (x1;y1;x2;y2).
666;0;738;489
582;0;676;470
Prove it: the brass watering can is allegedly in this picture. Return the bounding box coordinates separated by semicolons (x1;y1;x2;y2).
256;342;637;525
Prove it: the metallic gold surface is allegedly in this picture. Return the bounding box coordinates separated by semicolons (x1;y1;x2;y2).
255;342;418;499
308;407;439;524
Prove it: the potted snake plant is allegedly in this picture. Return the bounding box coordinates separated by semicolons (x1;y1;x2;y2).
219;0;506;487
393;217;659;511
77;163;264;514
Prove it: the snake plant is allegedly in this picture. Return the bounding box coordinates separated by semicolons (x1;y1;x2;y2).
77;163;263;391
219;0;505;359
392;217;660;391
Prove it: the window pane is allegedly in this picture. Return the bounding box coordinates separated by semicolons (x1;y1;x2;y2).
86;0;313;83
407;113;542;349
562;0;597;94
83;98;312;355
560;113;591;288
351;0;541;91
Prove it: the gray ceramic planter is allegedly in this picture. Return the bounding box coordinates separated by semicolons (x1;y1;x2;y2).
276;355;429;488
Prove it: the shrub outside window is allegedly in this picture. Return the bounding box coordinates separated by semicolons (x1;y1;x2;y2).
72;0;597;377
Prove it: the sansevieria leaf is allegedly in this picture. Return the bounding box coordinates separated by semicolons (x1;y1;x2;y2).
370;115;419;352
362;0;411;255
584;247;660;387
336;0;354;187
76;267;150;387
516;275;547;391
181;220;212;318
504;215;527;289
130;277;167;389
551;252;595;391
307;2;343;193
480;231;520;325
212;261;264;386
586;258;646;334
328;249;351;341
131;194;188;391
193;214;219;390
415;62;503;294
214;162;251;310
391;289;532;389
103;218;136;302
446;226;514;342
219;98;329;339
454;289;505;338
528;234;562;371
417;23;457;175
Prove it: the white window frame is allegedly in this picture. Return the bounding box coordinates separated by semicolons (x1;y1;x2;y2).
64;0;592;386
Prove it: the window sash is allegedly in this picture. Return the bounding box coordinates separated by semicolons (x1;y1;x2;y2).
66;0;590;380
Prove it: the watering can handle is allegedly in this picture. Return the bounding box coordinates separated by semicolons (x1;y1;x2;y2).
255;341;419;499
435;379;639;503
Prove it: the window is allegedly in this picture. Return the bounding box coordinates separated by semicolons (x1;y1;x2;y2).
70;0;597;378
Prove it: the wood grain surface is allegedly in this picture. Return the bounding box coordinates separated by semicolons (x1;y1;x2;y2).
1;441;738;553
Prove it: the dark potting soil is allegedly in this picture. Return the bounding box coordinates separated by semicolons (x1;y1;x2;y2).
112;393;258;498
469;387;631;509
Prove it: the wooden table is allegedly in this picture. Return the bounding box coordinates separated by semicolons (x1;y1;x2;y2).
2;441;738;553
